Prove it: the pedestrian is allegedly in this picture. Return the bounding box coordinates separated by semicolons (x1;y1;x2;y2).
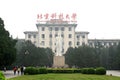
4;67;6;72
17;67;21;75
13;67;17;75
20;66;24;75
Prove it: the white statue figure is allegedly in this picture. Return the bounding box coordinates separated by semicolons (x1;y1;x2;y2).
55;32;63;56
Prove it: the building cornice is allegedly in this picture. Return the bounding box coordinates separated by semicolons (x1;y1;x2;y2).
24;31;38;34
75;31;89;34
36;23;77;28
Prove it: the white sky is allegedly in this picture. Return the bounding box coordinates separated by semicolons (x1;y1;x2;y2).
0;0;120;39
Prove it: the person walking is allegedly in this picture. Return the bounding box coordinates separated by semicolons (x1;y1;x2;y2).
13;67;17;75
4;67;6;72
17;67;21;75
20;66;24;75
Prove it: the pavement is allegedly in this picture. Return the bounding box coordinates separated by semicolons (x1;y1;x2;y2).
2;70;21;79
106;70;120;77
2;70;120;79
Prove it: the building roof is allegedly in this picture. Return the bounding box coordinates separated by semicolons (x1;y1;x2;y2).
88;39;120;42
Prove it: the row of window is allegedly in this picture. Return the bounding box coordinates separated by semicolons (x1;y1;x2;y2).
28;34;36;38
28;34;85;39
41;27;72;31
40;41;85;47
41;41;73;46
76;35;85;39
41;34;72;38
89;42;118;47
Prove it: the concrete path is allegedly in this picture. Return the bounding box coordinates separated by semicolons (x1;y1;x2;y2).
106;70;120;77
2;70;21;79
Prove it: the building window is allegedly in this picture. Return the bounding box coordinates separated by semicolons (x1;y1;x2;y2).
49;34;52;38
62;48;64;53
33;35;36;38
69;27;72;31
77;42;80;46
49;27;52;31
42;34;45;39
55;34;58;37
55;27;59;31
42;27;45;31
28;34;31;38
61;34;64;38
34;41;36;44
89;43;93;46
82;42;85;46
69;41;72;46
77;35;80;40
49;41;52;46
69;34;72;38
82;35;85;38
61;27;64;31
77;35;79;38
41;41;45;46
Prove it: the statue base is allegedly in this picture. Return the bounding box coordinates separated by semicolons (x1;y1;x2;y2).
53;56;65;68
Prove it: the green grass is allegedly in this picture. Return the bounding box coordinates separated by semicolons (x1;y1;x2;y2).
8;74;120;80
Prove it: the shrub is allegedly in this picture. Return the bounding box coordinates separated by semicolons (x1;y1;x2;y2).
47;68;54;73
73;69;81;73
95;67;106;75
24;67;38;75
81;68;89;74
47;68;74;73
38;67;47;74
0;71;6;80
81;68;95;74
87;68;95;74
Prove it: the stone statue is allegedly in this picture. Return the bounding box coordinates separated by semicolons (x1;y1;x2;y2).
55;32;63;56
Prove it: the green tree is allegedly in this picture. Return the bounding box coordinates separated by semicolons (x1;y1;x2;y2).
15;40;54;67
0;18;17;66
116;42;120;69
65;46;97;68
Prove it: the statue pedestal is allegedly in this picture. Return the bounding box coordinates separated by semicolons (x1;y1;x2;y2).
53;56;65;68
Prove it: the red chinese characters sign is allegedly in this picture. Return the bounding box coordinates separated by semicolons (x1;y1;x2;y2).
37;13;77;22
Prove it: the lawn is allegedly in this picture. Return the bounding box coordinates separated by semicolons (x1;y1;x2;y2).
8;74;120;80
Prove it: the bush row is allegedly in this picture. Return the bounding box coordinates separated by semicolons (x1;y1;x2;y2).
81;67;106;75
24;67;47;75
47;68;81;73
24;67;106;75
0;71;6;80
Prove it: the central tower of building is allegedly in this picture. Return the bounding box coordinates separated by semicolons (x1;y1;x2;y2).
36;19;77;54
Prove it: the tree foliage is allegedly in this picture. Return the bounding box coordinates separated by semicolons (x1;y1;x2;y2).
65;43;120;69
0;18;17;66
15;40;54;67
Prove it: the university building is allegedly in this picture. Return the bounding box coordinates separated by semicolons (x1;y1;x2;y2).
24;19;120;54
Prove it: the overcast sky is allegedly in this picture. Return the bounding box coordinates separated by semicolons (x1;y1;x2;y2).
0;0;120;39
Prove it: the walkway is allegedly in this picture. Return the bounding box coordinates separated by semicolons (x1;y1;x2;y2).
107;70;120;77
2;70;21;79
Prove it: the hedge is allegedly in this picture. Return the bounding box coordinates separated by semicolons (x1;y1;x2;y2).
24;67;106;75
95;67;106;75
81;67;106;75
